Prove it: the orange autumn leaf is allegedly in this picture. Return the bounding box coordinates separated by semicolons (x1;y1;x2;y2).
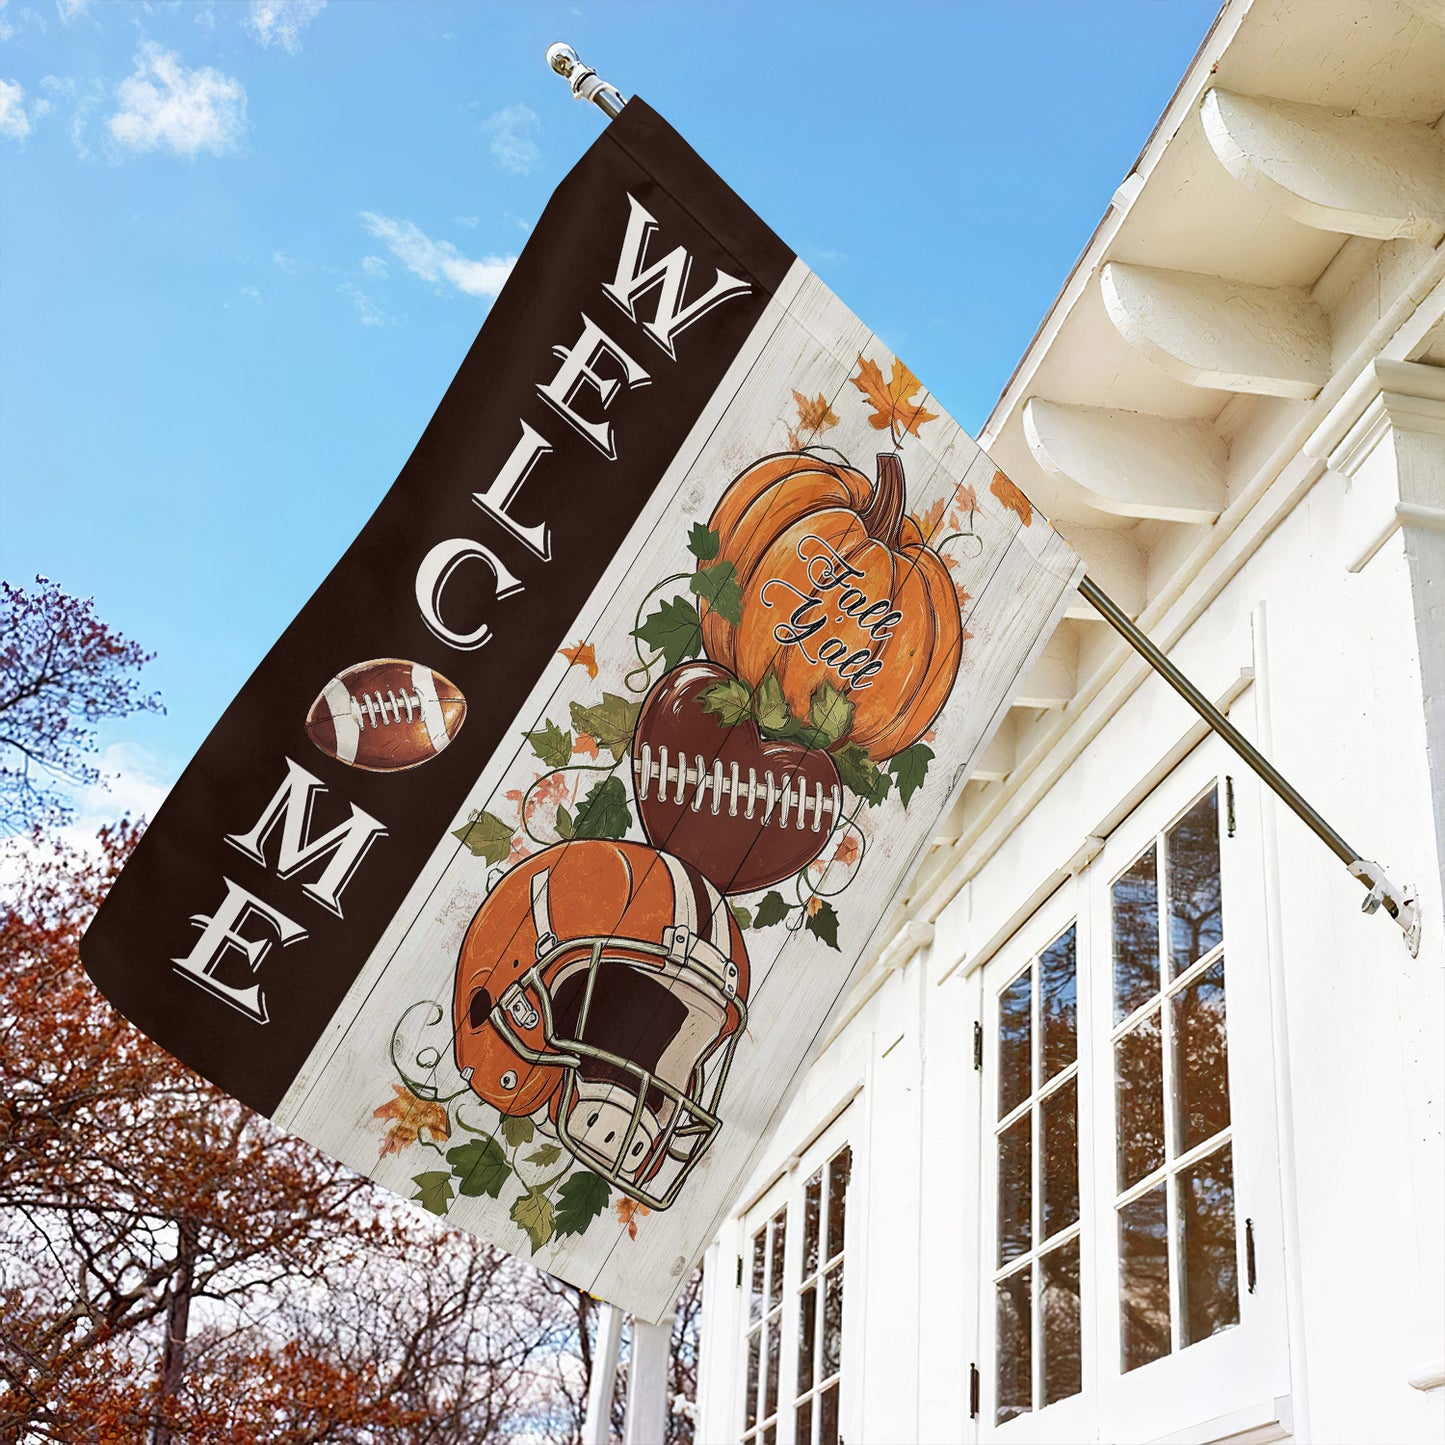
909;496;946;540
851;355;938;439
990;471;1033;527
806;895;822;917
953;482;978;515
792;389;839;434
923;729;937;743
833;835;860;867
560;641;598;678
372;1084;450;1157
573;732;600;759
616;1196;650;1239
955;582;973;610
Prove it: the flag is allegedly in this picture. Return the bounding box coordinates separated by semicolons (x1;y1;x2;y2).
82;99;1081;1321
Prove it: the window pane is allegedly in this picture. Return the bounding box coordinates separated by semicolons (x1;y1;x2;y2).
763;1427;775;1445
826;1146;851;1262
1113;843;1159;1022
802;1170;821;1279
819;1383;839;1445
1173;957;1230;1153
797;1283;816;1393
795;1399;812;1445
1115;1011;1164;1190
1042;1239;1082;1407
995;1267;1031;1424
998;1113;1032;1265
749;1228;766;1324
764;1318;780;1420
1167;790;1222;973
1042;1078;1079;1238
999;971;1032;1117
745;1329;759;1429
1119;1185;1171;1373
1041;924;1077;1079
768;1209;787;1311
1179;1145;1240;1347
822;1265;844;1378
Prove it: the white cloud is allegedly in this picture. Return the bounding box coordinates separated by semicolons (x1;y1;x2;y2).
483;102;541;175
54;0;90;22
0;0;13;42
339;281;389;327
359;212;516;300
360;253;387;279
247;0;325;52
452;214;479;229
108;44;246;158
0;78;32;141
240;284;260;301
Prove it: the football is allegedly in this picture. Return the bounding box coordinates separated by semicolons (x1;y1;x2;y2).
305;658;466;772
631;661;841;895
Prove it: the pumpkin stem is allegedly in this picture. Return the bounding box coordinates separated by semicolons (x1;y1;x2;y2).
861;453;907;546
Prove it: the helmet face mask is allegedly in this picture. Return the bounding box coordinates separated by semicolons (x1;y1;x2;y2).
454;842;751;1212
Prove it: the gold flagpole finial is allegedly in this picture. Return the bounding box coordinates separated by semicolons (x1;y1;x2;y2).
545;43;626;120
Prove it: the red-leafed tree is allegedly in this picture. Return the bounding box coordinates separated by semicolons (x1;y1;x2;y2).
0;576;164;832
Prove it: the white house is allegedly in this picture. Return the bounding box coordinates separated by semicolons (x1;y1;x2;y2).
690;1;1445;1441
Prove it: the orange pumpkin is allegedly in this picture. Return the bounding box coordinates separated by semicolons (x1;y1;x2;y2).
699;450;962;762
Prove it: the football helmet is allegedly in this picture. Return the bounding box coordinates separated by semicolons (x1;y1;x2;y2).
453;839;751;1211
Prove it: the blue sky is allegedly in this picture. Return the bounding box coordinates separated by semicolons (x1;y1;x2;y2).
0;0;1216;822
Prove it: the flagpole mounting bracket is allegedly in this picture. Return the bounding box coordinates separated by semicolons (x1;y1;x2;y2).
546;43;626;120
1349;860;1421;957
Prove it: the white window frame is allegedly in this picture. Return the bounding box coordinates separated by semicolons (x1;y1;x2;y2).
979;740;1290;1443
736;1107;858;1445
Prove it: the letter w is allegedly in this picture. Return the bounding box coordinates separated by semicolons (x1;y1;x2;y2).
603;193;751;360
225;757;387;918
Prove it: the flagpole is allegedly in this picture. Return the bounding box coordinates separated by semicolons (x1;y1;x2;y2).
542;45;1420;956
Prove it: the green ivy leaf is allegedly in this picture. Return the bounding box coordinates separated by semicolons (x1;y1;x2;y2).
554;1171;611;1240
447;1136;511;1199
573;776;632;840
887;743;935;808
511;1187;556;1253
687;523;721;561
700;676;754;727
501;1116;534;1148
525;720;573;769
411;1171;454;1217
689;559;743;627
752;672;793;736
834;744;892;807
555;804;575;841
805;900;842;951
729;902;753;931
801;681;854;749
452;811;515;865
633;594;704;671
525;1143;563;1167
752;891;792;929
570;693;641;761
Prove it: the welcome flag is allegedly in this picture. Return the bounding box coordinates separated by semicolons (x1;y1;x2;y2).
82;99;1082;1320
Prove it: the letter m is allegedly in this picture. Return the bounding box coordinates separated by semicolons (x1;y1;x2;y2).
225;757;387;918
603;193;751;360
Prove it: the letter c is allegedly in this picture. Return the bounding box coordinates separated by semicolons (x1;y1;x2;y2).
415;538;524;651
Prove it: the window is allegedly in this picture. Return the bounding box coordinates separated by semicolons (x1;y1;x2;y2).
994;923;1082;1423
1111;787;1238;1374
738;1111;854;1445
980;748;1289;1439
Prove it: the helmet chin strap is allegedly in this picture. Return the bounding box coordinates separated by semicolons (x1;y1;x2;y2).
530;868;558;958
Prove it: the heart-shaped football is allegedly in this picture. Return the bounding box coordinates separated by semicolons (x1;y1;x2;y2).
631;661;842;896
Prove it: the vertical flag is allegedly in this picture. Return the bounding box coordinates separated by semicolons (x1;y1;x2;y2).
82;99;1081;1320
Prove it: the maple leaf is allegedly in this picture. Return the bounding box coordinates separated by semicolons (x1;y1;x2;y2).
569;694;640;760
453;811;515;865
373;1084;450;1156
633;594;703;671
953;483;979;517
615;1196;651;1240
805;899;841;950
690;559;743;627
687;523;721;561
833;835;860;867
559;641;598;679
792;389;839;435
700;676;753;727
510;1187;556;1253
573;733;600;759
525;1143;563;1166
447;1136;511;1199
887;743;934;808
730;902;753;930
955;582;973;610
501;1116;534;1148
910;497;946;540
572;776;631;840
554;1171;610;1239
752;891;792;928
834;743;892;807
411;1171;454;1217
851;355;938;439
990;470;1033;527
526;720;572;769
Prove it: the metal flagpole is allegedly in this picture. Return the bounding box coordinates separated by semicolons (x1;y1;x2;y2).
543;45;1421;957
